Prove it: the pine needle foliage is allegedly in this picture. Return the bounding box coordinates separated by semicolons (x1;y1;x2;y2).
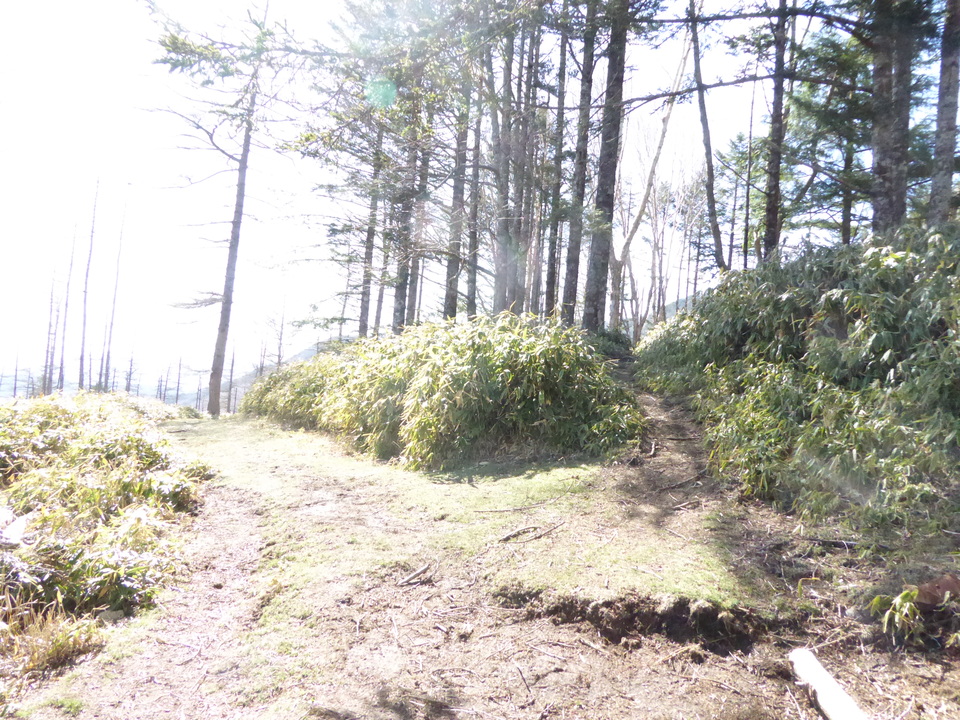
242;314;644;469
0;394;209;684
634;228;960;522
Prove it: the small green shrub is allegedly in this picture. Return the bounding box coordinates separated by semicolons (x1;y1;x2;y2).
587;327;634;359
243;314;645;469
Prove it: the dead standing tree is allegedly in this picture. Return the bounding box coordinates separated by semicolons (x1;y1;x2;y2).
157;12;291;416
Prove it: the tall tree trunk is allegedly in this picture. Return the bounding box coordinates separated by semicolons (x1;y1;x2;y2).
688;0;728;272
466;107;482;319
103;219;123;394
358;126;385;337
58;230;77;391
561;0;599;325
761;0;788;261
841;140;855;244
43;280;56;395
871;1;916;234
929;0;960;226
392;141;419;333
374;207;394;337
79;182;99;391
582;0;629;333
406;133;432;327
209;87;257;417
544;0;569;316
506;28;529;313
443;82;472;319
175;358;182;406
742;67;758;269
485;36;515;313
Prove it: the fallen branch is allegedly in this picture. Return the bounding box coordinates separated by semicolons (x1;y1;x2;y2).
789;648;870;720
498;526;539;543
397;563;432;586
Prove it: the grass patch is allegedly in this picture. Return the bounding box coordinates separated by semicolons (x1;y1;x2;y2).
46;697;84;716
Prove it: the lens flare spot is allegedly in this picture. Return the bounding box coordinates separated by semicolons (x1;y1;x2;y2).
365;78;397;108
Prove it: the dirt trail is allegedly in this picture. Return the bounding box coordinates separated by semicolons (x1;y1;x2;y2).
15;402;960;720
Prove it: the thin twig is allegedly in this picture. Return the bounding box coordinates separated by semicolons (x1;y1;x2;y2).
635;566;665;581
577;638;609;655
524;642;568;661
475;501;547;514
498;526;539;543
510;522;566;543
787;687;806;718
657;645;693;665
514;663;532;696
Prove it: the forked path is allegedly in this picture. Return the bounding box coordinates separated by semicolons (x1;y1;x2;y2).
17;408;957;719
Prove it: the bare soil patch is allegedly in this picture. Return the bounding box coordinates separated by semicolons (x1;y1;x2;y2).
12;393;960;719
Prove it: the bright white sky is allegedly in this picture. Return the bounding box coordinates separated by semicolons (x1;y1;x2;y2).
0;0;349;398
0;0;758;400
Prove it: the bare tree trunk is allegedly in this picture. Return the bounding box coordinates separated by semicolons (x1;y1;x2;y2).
79;181;99;391
393;110;421;333
358;126;385;337
484;37;515;313
688;0;728;272
175;358;182;405
43;280;56;395
561;0;598;325
58;230;77;391
275;306;285;367
406;137;431;326
743;66;758;269
103;219;123;393
929;0;960;226
761;0;788;261
226;352;234;413
544;0;569;317
341;263;352;340
582;0;629;333
443;82;472;319
466;108;482;319
374;212;393;337
841;141;855;244
209;87;257;417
